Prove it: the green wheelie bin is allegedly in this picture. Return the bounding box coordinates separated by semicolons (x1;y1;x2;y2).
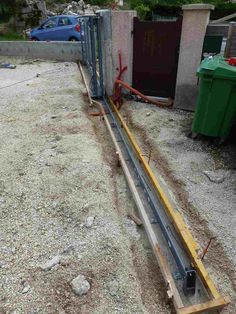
192;55;236;140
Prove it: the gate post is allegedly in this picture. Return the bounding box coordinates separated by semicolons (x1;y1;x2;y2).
174;4;214;111
224;22;236;58
98;9;137;95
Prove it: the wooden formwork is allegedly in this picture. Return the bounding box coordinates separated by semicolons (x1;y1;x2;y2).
107;97;230;314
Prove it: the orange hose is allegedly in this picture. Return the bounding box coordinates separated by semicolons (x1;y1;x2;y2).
89;111;103;116
114;79;173;109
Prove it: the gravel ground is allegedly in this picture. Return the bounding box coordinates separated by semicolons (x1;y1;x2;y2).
121;101;236;313
0;58;173;314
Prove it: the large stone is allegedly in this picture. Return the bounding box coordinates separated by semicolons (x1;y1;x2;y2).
71;275;90;296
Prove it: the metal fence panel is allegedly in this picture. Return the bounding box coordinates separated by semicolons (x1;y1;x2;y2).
79;15;104;98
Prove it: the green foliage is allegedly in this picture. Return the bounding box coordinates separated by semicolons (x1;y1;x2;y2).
135;3;151;20
126;0;157;19
0;31;24;41
126;0;236;19
0;1;14;21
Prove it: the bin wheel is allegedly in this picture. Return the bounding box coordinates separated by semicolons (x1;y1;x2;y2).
187;132;199;140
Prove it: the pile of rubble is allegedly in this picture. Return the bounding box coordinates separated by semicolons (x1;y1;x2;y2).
61;1;100;16
24;0;101;22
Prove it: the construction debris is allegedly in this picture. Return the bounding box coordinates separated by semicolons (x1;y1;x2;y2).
0;62;16;69
62;1;100;16
128;213;143;226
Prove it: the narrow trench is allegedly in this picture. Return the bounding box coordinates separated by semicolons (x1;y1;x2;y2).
82;101;174;313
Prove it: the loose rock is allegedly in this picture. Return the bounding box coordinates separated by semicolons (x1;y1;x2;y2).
40;255;61;271
203;170;227;184
85;216;95;228
109;281;119;296
22;285;30;294
71;275;90;296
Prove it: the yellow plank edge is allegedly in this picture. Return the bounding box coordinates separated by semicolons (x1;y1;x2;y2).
177;297;230;314
108;97;221;300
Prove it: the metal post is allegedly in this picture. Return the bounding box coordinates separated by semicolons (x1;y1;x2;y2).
84;19;90;65
96;17;104;97
79;18;85;63
89;16;98;97
224;22;235;58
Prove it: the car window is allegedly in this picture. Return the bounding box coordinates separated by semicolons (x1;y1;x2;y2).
42;18;57;29
58;17;71;27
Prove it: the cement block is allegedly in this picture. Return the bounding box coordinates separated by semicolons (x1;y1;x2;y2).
0;41;82;62
182;4;215;11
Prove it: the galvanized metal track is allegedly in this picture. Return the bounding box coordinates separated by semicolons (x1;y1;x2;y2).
103;98;196;293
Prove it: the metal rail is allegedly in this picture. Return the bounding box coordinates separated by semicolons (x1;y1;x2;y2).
79;15;104;98
102;97;196;294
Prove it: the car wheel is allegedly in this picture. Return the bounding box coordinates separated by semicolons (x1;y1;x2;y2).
69;37;78;42
31;37;39;41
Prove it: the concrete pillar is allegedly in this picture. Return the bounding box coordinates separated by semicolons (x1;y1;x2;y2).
98;10;136;95
174;4;214;111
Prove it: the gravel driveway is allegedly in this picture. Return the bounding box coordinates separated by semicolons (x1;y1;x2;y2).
0;58;172;314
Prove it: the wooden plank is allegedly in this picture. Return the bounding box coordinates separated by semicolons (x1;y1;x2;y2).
177;297;230;314
78;62;93;106
211;13;236;24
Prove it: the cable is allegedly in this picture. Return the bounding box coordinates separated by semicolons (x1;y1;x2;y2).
0;67;71;90
0;76;38;90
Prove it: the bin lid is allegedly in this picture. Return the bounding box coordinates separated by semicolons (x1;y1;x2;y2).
197;54;236;80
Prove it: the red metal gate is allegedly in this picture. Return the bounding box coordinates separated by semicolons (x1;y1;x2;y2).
132;17;182;98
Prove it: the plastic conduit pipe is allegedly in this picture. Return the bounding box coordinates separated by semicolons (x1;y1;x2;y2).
114;79;173;110
113;51;173;110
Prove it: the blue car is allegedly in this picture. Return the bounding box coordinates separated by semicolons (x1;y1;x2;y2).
30;15;82;41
